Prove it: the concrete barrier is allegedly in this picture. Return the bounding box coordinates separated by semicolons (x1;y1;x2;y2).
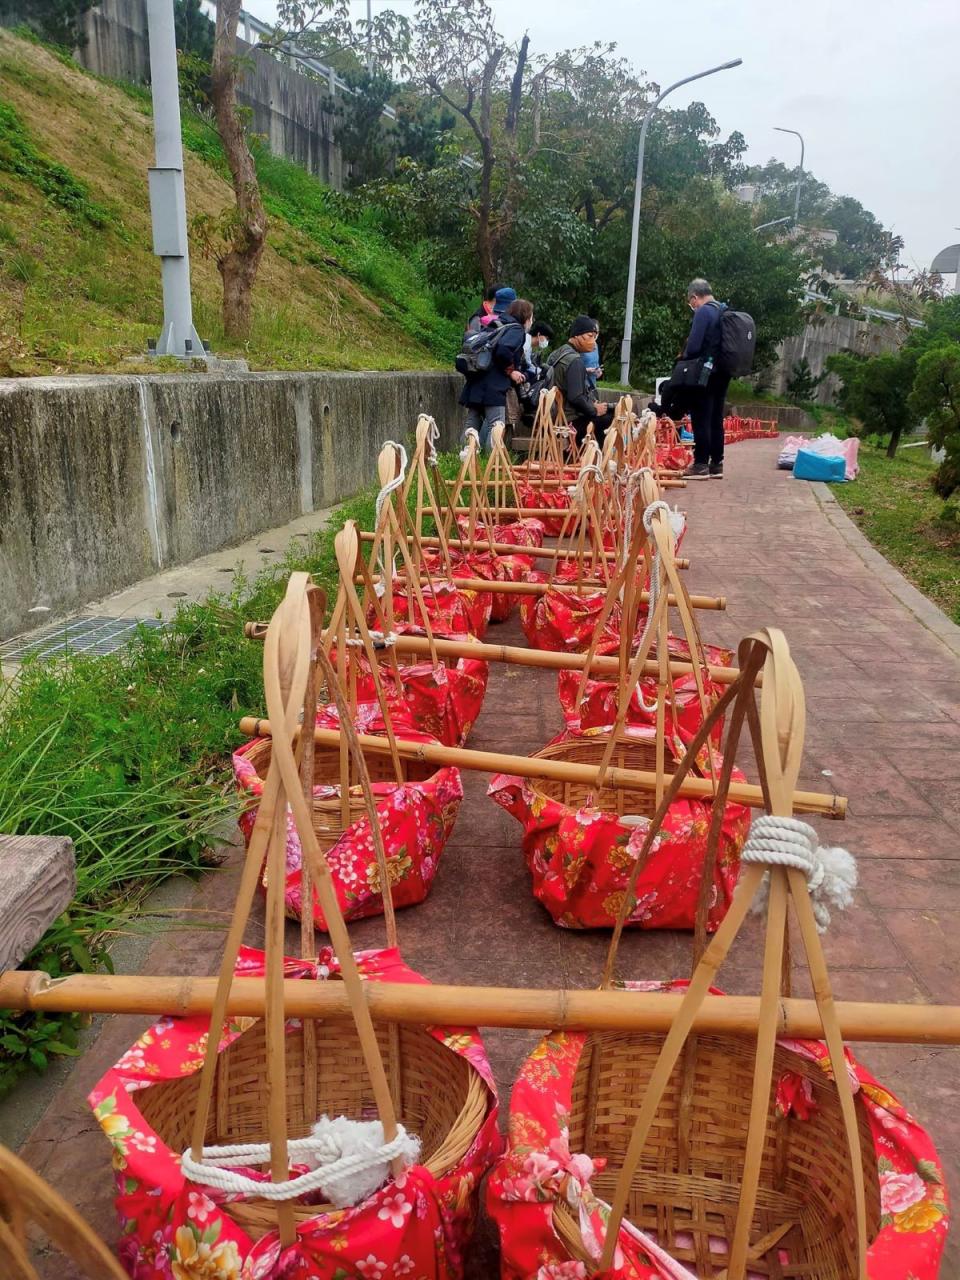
0;371;462;640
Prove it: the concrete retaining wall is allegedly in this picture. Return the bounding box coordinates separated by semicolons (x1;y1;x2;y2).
0;371;461;639
769;313;903;404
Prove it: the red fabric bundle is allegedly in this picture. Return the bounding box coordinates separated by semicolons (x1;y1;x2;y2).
234;701;463;929
516;483;572;536
381;579;493;639
488;725;750;932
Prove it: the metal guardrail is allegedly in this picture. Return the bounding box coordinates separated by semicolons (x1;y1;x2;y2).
803;289;924;328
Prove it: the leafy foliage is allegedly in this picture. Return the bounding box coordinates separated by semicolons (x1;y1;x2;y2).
785;356;825;404
826;348;919;458
175;0;214;62
0;0;98;49
910;347;960;498
0;97;115;228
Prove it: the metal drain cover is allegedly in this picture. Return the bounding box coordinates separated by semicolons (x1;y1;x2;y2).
0;615;164;663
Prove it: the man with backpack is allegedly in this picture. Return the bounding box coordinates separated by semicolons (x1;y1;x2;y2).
457;297;532;448
680;278;756;480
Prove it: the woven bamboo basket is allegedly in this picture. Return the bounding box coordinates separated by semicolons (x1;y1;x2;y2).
530;732;670;819
127;573;493;1250
547;630;883;1278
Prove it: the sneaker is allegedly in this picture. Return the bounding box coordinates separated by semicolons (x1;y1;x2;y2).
709;462;724;479
684;463;711;481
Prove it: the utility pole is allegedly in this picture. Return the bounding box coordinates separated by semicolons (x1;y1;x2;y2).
619;58;742;387
366;0;374;75
145;0;205;358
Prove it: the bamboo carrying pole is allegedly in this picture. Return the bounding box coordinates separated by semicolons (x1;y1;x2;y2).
243;622;746;687
2;972;958;1044
365;574;726;610
237;717;846;818
357;529;690;570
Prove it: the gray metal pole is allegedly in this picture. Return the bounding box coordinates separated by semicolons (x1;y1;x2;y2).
619;58;742;387
367;0;373;74
774;127;805;224
146;0;205;357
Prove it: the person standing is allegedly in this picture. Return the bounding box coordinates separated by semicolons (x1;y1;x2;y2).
682;278;730;480
545;316;614;447
459;297;533;449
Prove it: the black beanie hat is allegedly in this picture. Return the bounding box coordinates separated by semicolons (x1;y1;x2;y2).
569;314;599;338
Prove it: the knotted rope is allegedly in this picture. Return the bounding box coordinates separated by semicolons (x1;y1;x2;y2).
344;629;398;649
422;415;441;466
459;425;480;462
566;462;605;503
744;814;857;932
625;497;673;716
181;1120;420;1209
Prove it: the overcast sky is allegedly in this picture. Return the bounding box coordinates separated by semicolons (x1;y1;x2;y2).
239;0;959;276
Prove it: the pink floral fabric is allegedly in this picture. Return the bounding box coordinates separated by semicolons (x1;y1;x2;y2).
488;984;948;1279
233;703;462;929
384;581;493;641
488;726;750;931
91;947;501;1280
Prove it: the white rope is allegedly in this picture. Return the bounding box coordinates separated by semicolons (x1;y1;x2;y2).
180;1121;420;1208
566;462;605;504
744;814;857;931
459;425;480;462
421;415;441;466
344;630;398;649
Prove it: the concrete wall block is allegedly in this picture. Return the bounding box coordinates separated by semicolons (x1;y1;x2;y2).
0;834;76;970
0;371;463;640
0;377;156;637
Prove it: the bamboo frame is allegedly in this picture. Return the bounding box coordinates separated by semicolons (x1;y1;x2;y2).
358;529;690;569
237;717;847;817
367;573;725;609
3;973;958;1044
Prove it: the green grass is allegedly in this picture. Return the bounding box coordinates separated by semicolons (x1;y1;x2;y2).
834;445;960;624
0;30;462;375
0;452;458;1096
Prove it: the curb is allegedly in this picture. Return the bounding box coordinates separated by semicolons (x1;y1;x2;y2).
811;481;960;662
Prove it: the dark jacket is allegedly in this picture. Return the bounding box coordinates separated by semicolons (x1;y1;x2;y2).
683;300;723;360
546;343;606;423
458;318;526;407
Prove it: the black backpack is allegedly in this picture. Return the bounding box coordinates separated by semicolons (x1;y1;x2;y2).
456;319;505;378
710;302;756;376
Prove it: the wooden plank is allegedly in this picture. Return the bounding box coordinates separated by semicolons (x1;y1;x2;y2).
0;835;76;970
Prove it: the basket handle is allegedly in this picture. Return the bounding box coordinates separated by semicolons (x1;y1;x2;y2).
598;632;867;1280
481;424;519;515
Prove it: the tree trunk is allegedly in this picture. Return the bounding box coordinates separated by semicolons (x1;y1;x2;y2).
886;425;902;458
211;0;267;339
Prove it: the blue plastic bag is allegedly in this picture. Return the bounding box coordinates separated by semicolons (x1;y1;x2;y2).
793;449;846;483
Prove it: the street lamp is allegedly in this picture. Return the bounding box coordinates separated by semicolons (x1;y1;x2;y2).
773;126;805;224
619;58;742;387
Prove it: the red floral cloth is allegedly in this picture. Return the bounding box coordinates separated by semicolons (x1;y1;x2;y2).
557;669;726;748
424;548;531;624
91;947;502;1280
488;726;749;931
385;580;493;640
488;983;948;1278
519;571;615;654
331;633;488;748
455;515;546;552
516;484;572;537
233;703;462;929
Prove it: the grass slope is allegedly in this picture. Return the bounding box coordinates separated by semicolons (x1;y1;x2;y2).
834;445;960;625
0;31;461;374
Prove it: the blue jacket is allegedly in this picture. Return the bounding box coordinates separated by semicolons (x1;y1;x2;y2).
683;301;723;360
459;318;526;407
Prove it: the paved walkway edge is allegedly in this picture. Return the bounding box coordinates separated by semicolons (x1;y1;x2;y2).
812;481;960;661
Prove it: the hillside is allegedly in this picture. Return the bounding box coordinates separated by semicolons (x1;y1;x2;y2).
0;30;461;375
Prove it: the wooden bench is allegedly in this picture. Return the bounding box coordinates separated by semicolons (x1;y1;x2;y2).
0;835;76;970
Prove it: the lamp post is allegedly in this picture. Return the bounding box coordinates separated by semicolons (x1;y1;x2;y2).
145;0;205;357
619;58;742;387
773;126;805;224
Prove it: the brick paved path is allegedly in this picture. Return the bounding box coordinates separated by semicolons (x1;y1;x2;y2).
16;439;960;1275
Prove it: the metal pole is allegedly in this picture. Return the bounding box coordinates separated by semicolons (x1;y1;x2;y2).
619;58;742;387
145;0;205;357
774;126;805;224
366;0;373;74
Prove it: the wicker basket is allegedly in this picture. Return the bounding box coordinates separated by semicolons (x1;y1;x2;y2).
530;733;666;819
552;1028;880;1275
239;734;435;856
137;1008;489;1239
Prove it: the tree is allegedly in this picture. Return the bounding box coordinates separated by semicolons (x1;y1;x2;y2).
826;349;919;457
206;0;268;338
786;356;824;404
909;347;960;498
0;0;98;48
174;0;214;62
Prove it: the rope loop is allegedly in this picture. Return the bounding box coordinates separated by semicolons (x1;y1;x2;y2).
181;1121;420;1208
745;815;858;931
422;415;441;466
459;426;480;461
344;630;398;650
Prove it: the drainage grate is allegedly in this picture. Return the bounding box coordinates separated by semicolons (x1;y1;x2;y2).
0;615;164;663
